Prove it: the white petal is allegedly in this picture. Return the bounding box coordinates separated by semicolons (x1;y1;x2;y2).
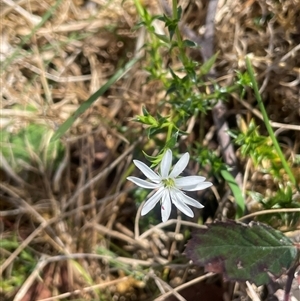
160;149;172;178
174;176;206;190
173;189;204;208
171;189;194;217
133;160;161;183
169;152;189;178
141;187;165;216
191;181;213;191
161;190;172;222
127;176;160;189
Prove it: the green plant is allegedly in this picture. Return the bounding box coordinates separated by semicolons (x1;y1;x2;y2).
50;0;299;298
0;238;36;293
1;122;64;172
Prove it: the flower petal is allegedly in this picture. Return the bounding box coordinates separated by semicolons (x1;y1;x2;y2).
161;190;172;222
141;187;165;216
160;149;172;178
169;152;189;178
173;189;204;208
171;189;194;217
127;176;160;189
133;160;161;183
174;176;206;190
189;181;213;191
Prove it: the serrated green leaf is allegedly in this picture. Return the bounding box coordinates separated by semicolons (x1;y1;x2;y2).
185;221;297;286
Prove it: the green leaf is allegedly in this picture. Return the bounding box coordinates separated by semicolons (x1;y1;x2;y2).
1;124;64;171
52;57;140;140
177;6;183;20
200;52;218;75
185;221;297;286
154;33;170;43
165;131;178;149
134;114;158;126
220;169;245;218
182;39;197;48
142;150;164;166
142;106;150;116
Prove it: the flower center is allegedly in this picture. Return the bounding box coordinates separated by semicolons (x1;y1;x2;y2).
162;178;175;188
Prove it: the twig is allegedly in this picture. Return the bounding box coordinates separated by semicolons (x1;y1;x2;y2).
37;277;130;301
168;214;182;261
62;139;141;210
53;143;70;192
235;97;300;132
246;281;261;301
0;208;26;216
0;223;46;275
284;261;300;301
0;183;66;250
2;0;41;25
86;223;149;249
150;270;187;301
0;191;132;274
238;208;300;222
0;152;30;187
13;256;48;301
153;272;215;301
139;219;206;240
28;253;155;267
19;60;94;82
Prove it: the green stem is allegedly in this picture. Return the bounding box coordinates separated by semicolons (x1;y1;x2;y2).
245;57;296;187
172;0;177;19
172;0;187;65
166;123;173;142
133;0;145;18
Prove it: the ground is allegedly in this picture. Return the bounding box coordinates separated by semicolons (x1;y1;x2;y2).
0;0;299;300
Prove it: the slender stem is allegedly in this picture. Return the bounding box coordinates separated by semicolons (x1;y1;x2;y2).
166;123;173;142
172;0;187;65
172;0;177;19
245;57;297;187
133;0;145;17
284;260;300;301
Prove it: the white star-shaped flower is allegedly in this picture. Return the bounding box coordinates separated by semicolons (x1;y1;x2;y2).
127;149;213;222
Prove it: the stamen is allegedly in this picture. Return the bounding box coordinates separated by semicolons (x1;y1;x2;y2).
162;178;175;188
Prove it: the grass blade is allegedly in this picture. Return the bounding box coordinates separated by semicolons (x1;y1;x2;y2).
221;169;245;218
245;57;297;187
52;57;140;140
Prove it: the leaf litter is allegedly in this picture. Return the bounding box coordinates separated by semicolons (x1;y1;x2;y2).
0;0;299;300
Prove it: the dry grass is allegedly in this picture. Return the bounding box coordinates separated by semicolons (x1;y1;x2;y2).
0;0;299;300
